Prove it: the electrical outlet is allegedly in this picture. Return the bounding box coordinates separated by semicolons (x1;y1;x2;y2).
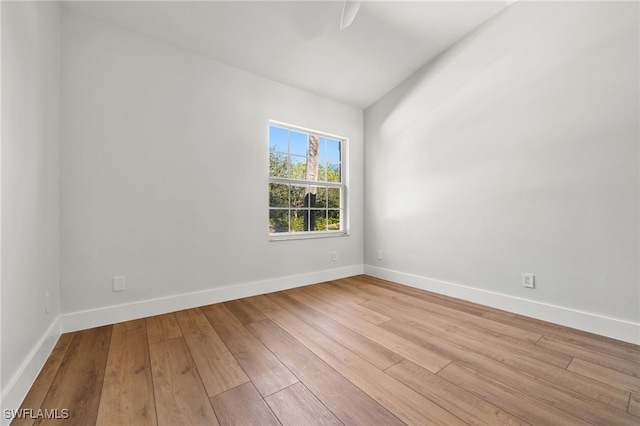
113;276;126;292
522;273;535;289
377;250;383;261
45;293;51;314
332;251;338;261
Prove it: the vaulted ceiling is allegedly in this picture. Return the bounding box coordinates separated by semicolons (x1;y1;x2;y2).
61;1;512;109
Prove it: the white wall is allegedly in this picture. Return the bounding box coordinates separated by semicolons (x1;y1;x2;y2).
60;10;363;326
364;1;639;342
1;0;61;414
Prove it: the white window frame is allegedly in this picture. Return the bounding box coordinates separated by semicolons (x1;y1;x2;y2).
268;120;349;241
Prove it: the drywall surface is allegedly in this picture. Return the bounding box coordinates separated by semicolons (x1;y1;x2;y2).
60;10;363;318
364;2;639;328
1;0;61;403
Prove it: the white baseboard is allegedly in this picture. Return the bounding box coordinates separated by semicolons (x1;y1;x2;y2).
1;318;62;426
364;265;640;345
61;265;364;333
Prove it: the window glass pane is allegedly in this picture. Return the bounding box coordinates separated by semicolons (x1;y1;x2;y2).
317;164;327;182
326;162;341;183
290;131;308;156
269;183;289;207
327;187;340;209
289;156;306;179
269;209;289;233
291;210;306;232
269;126;289;153
328;209;341;231
326;139;340;161
318;137;327;159
311;210;326;231
315;187;327;208
269;151;289;178
304;187;320;208
290;185;306;208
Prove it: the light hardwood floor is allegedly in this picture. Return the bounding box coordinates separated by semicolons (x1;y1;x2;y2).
12;275;640;425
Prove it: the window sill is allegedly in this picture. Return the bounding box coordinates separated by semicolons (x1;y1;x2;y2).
269;231;349;242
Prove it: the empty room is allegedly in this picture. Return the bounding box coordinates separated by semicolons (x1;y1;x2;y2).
1;0;639;424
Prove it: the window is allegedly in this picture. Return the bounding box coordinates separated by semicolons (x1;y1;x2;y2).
268;122;347;239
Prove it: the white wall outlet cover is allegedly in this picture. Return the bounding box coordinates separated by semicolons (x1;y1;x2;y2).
113;276;126;292
522;273;535;288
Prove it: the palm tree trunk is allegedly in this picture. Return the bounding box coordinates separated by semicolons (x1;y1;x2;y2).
304;134;319;231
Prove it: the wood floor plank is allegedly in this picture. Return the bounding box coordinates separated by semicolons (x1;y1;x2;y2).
382;318;631;411
483;310;640;363
96;327;156;426
629;393;640;417
246;293;282;313
351;275;492;317
148;337;218;426
286;288;452;373
222;298;267;324
364;296;572;368
321;280;372;302
112;318;146;334
201;303;298;397
314;281;387;313
438;362;591;425
146;313;182;344
210;382;279;426
385;359;526;426
262;307;466;425
247;318;404;426
300;284;392;325
174;308;249;397
544;325;640;362
13;334;75;426
444;344;639;425
265;291;403;370
265;382;343;426
538;335;640;377
35;326;112;426
482;310;577;336
568;358;640;393
362;283;544;345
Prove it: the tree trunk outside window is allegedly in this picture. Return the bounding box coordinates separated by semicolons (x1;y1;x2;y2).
304;134;319;231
